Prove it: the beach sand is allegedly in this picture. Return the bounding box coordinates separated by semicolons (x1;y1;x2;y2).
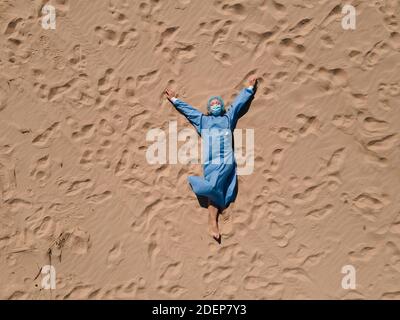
0;0;400;299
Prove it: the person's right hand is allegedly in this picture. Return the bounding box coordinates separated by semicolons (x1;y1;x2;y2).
165;88;176;100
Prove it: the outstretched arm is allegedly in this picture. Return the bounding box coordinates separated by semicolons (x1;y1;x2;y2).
226;76;258;128
165;88;203;134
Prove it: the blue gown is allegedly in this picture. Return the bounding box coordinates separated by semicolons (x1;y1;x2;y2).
171;87;255;210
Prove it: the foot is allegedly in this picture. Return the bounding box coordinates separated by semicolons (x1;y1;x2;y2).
212;233;221;244
208;213;221;243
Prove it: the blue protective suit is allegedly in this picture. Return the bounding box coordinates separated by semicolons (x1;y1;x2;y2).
171;87;255;210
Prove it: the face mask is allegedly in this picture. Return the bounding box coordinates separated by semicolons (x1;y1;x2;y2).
210;104;223;116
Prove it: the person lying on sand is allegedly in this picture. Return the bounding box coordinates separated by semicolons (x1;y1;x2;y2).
165;76;258;243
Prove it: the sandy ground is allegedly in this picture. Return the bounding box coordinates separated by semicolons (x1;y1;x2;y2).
1;0;400;299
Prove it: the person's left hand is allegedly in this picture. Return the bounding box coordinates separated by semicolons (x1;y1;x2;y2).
249;76;258;87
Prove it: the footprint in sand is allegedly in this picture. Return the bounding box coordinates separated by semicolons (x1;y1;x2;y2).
365;134;397;153
292;182;325;205
270;148;284;172
98;118;115;137
32;122;61;148
101;277;147;299
384;241;400;273
30;154;51;185
79;149;95;170
212;50;232;66
107;241;124;268
159;261;183;282
68;44;87;72
316;148;346;186
115;149;129;176
351;190;390;221
268;200;293;217
332;113;356;132
153;23;197;75
71;124;96;142
95;24;139;48
236;23;279;59
2;15;36;65
358;41;391;71
198;19;232;46
137;0;162;20
98;68;119;96
220;211;234;237
288;18;315;37
108;0;129;23
137;69;160;89
160;41;197;75
378;82;400;111
86;190;112;204
320;4;342;28
292;63;316;84
273;126;298;144
66;179;94;196
68;229;91;255
305;204;333;220
0;166;16;201
296;114;320;137
63;285;98;300
210;22;236;65
33;215;57;240
348;244;377;262
277;37;306;60
269;220;295;248
320;32;334;49
213;0;248;20
243;275;269;290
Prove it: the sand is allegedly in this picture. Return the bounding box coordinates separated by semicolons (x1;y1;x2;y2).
0;0;400;300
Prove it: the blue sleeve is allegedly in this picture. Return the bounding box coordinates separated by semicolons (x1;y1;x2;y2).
171;98;203;134
226;87;254;129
